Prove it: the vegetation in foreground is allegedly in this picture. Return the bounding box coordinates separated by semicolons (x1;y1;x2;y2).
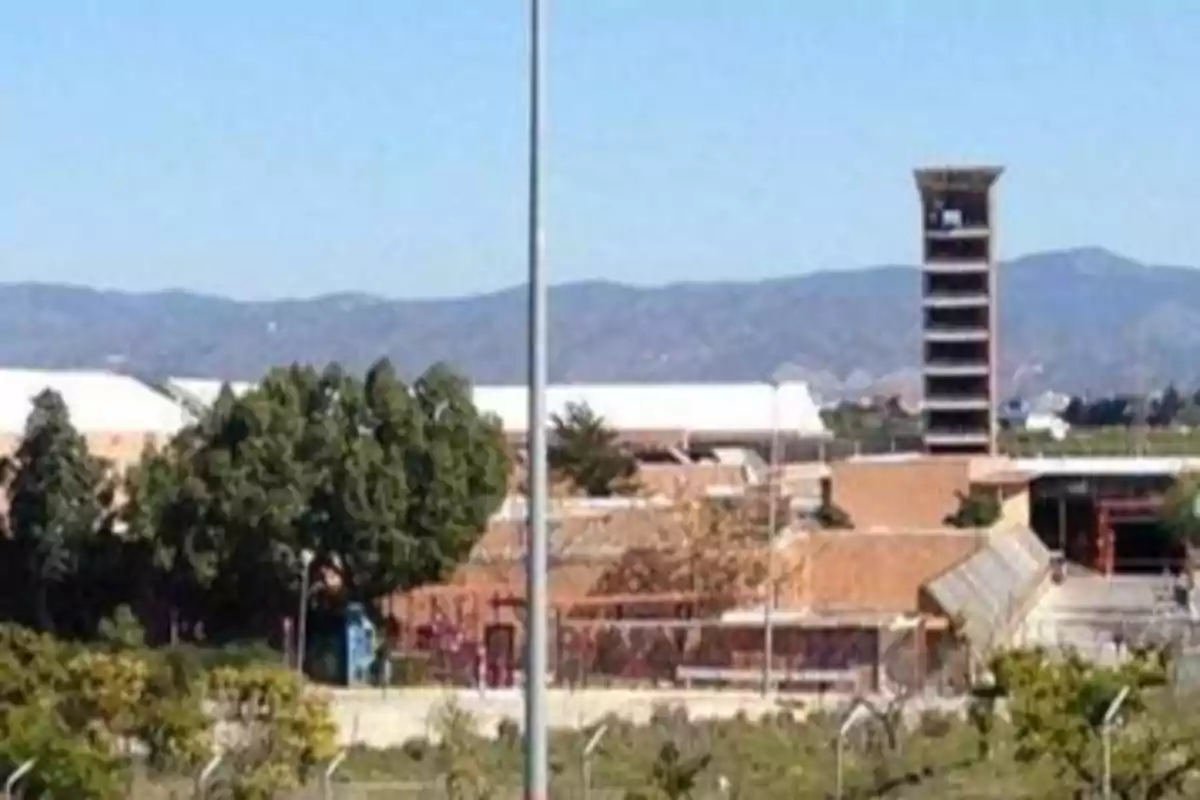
0;620;336;800
338;646;1200;800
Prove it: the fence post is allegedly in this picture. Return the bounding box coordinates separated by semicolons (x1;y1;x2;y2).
323;750;348;800
1101;686;1131;800
194;753;223;799
835;697;877;800
4;758;35;800
581;723;609;800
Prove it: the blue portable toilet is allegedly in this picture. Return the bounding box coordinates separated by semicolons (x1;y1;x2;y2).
343;603;376;686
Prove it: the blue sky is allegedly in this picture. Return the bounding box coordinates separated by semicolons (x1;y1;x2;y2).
1;1;1197;300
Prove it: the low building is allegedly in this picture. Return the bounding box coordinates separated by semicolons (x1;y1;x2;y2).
386;451;1055;691
828;453;1032;530
0;368;193;470
1015;456;1193;574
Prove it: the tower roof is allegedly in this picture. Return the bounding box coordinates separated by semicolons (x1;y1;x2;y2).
914;166;1003;192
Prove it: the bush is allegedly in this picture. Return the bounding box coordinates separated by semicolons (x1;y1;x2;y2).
943;489;1001;528
185;639;283;670
97;605;146;651
0;623;209;799
0;624;337;800
207;664;339;798
388;654;431;686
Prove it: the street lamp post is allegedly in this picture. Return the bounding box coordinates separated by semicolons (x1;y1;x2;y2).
523;1;550;798
762;377;782;696
1101;685;1131;799
297;548;315;676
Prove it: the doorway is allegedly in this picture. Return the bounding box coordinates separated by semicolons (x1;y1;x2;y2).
1111;520;1182;574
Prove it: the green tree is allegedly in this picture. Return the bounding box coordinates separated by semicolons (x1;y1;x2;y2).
119;436;217;644
549;402;640;497
1153;384;1184;427
1160;474;1200;561
2;389;114;635
943;488;1001;529
981;646;1199;799
126;360;510;640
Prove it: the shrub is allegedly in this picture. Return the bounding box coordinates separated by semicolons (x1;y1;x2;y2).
207;664;339;798
388;654;431;686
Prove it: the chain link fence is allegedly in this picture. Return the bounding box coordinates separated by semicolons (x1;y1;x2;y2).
111;776;638;799
288;781;631;799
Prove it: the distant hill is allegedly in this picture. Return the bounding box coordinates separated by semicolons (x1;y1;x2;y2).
1;247;1197;396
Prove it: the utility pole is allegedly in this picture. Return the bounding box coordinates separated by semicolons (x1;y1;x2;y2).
523;1;550;798
762;378;781;695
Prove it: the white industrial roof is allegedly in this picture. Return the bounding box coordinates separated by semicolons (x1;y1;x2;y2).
163;378;829;438
474;382;828;438
165;377;256;407
0;369;193;434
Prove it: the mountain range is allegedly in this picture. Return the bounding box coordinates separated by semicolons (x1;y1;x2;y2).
2;247;1197;398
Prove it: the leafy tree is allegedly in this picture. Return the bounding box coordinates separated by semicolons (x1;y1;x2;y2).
943;488;1001;529
549;402;640;497
1160;474;1200;559
820;395;920;444
119;435;218;644
980;646;1199;799
124;360;510;641
1152;384;1184;427
593;497;767;616
1062;395;1138;428
2;389;115;635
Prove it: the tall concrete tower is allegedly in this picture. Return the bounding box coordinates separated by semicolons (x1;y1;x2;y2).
914;166;1003;456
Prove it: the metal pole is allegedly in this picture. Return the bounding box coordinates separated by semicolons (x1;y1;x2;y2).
581;723;608;800
524;0;549;798
4;758;35;800
195;754;223;799
1101;685;1130;799
298;552;312;676
322;750;348;800
834;735;845;800
835;697;874;800
1102;722;1113;799
763;381;781;695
